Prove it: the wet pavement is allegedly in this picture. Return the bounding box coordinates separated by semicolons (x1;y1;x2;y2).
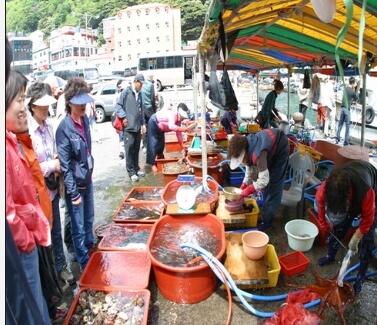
57;120;377;325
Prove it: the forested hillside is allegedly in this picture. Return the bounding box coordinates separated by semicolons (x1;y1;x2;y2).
6;0;209;43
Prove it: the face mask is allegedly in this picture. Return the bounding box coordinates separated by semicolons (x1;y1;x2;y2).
325;210;348;225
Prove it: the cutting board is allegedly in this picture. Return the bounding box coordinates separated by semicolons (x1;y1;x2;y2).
216;193;246;224
224;233;269;285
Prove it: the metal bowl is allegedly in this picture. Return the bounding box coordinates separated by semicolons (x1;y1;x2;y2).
223;187;242;201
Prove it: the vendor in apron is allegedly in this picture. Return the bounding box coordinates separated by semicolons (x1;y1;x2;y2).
146;102;189;172
315;160;377;294
227;129;289;231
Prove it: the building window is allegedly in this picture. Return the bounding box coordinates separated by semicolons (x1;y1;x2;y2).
146;24;149;30
146;9;150;15
127;26;131;32
118;41;122;47
156;22;160;28
137;25;140;31
166;35;170;42
146;38;150;43
118;55;122;61
155;7;160;14
165;21;169;28
126;11;131;18
128;54;131;60
128;40;131;46
118;28;121;33
137;39;140;45
136;10;141;16
156;36;160;42
165;6;169;13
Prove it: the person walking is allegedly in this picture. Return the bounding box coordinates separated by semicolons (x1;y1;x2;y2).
313;77;335;135
255;80;284;129
6;68;52;324
315;160;376;294
227;129;289;231
56;77;96;272
297;83;309;126
115;73;147;181
146;102;189;172
141;72;157;153
336;77;358;145
26;81;76;286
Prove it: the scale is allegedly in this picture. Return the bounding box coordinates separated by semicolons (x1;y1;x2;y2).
176;175;196;210
165;174;212;215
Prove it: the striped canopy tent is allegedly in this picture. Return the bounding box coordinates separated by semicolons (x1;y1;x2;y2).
198;0;377;76
194;0;376;162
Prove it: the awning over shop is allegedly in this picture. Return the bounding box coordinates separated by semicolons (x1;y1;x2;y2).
198;0;377;74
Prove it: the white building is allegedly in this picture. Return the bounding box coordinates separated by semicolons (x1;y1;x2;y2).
87;16;116;76
49;25;98;70
29;30;50;72
113;3;181;71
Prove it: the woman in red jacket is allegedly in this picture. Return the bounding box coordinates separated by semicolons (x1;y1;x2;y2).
315;160;377;294
6;68;52;324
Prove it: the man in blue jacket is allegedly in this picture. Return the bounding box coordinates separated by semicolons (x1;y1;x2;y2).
115;73;147;181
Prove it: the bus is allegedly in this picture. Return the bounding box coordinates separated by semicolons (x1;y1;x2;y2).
53;66;99;85
9;36;33;76
138;50;197;91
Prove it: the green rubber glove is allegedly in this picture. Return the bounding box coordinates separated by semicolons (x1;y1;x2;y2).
348;233;361;252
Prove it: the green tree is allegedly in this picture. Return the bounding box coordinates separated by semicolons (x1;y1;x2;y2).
6;0;209;42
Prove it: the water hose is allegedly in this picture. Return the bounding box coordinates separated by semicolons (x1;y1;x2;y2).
181;243;377;318
181;242;319;318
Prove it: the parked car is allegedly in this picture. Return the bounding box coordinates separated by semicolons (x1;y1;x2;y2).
91;82;119;123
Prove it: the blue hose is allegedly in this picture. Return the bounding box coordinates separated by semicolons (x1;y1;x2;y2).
181;243;377;318
181;242;319;317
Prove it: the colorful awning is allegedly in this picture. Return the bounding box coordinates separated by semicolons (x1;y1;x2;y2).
198;0;377;74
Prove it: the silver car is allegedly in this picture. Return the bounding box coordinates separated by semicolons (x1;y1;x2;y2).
91;82;118;123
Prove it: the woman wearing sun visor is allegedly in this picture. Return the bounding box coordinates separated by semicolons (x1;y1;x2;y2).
315;160;377;294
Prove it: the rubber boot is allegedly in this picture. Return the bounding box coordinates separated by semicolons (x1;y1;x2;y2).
318;246;337;266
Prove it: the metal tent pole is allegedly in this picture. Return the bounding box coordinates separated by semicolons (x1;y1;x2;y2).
198;52;208;179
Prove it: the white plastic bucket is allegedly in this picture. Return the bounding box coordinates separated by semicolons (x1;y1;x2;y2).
285;220;319;252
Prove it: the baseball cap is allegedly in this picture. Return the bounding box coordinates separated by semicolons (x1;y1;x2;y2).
230;150;245;170
134;73;145;84
69;92;94;105
29;94;57;106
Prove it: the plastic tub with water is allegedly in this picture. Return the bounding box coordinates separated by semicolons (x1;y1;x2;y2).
285;219;318;252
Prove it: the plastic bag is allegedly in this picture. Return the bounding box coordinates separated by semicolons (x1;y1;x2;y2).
303;70;311;89
111;112;124;132
209;66;238;111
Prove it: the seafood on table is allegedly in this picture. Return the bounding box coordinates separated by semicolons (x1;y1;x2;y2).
114;205;162;221
150;223;221;267
100;225;152;250
68;288;148;325
125;187;164;201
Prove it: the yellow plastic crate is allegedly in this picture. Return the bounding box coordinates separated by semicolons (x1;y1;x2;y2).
222;244;281;289
237;244;281;289
297;143;322;163
243;198;259;228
